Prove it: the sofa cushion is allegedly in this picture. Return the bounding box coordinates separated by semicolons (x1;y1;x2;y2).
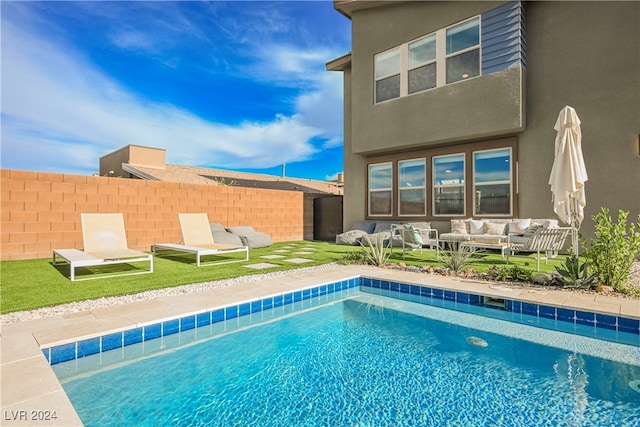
450;219;468;234
508;218;531;234
484;222;507;236
351;220;376;234
524;223;543;238
469;219;485;235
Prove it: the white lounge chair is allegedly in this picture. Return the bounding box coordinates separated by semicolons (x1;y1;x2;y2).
152;213;249;266
53;213;153;281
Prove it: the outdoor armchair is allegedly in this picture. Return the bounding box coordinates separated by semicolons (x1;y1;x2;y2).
507;227;571;271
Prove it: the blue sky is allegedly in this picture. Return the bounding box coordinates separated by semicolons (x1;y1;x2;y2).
1;0;351;181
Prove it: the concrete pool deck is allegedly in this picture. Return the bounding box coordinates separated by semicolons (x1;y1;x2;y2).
2;264;639;426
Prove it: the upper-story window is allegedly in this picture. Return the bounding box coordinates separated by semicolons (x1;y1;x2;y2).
374;48;400;103
446;18;480;84
374;16;480;103
408;34;437;94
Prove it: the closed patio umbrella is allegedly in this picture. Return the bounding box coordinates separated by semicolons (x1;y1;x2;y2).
548;106;588;255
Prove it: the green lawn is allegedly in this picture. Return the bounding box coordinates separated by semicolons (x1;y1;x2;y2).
0;241;566;314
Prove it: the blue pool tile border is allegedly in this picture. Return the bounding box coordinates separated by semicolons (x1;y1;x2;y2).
43;276;639;366
359;277;640;338
43;277;361;365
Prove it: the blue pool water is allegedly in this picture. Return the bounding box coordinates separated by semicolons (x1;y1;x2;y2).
54;293;640;426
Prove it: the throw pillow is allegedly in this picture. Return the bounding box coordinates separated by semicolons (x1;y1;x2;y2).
508;218;531;234
451;219;468;234
469;219;485;235
485;222;507;235
524;223;543;238
403;225;423;245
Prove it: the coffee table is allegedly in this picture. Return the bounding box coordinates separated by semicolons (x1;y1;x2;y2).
460;241;511;260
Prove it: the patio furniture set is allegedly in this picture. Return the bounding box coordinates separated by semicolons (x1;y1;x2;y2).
336;218;571;271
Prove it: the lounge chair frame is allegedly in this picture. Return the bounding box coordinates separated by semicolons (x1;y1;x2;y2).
53;213;153;281
152;213;249;266
151;243;248;266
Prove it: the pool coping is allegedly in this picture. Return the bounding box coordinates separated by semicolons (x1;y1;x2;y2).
1;264;639;426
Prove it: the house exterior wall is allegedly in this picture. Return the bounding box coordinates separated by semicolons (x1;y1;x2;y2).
336;1;640;238
0;169;305;260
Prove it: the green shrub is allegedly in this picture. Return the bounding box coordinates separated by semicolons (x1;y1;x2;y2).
486;264;533;282
359;234;392;267
582;208;640;290
438;244;475;275
557;255;597;288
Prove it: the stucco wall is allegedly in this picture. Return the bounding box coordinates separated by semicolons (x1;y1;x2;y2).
339;1;640;238
349;1;522;154
518;1;640;238
1;169;305;260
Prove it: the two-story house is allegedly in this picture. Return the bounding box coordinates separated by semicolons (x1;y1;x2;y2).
327;0;639;238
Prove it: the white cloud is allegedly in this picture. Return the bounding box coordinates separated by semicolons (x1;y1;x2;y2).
0;12;344;174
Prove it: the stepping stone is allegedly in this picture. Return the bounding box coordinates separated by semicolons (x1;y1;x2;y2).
274;249;291;253
244;263;279;270
283;258;313;264
293;251;314;255
261;255;285;259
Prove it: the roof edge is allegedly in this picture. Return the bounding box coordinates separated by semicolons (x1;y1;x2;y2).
326;52;352;71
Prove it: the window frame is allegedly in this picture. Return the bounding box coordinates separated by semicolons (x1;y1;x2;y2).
432;153;466;217
367;162;394;217
472;147;513;217
398;158;427;217
374;47;401;103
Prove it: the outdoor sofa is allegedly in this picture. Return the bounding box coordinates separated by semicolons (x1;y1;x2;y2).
438;218;560;246
335;220;436;248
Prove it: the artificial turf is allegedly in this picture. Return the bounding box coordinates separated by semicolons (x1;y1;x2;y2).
0;241;565;314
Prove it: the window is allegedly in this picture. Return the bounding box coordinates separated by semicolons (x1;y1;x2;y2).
408;34;437;94
398;159;426;215
368;162;393;216
375;48;400;103
473;148;512;215
433;154;465;216
374;17;481;103
446;18;480;84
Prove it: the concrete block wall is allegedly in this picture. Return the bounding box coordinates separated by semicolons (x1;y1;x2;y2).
0;169;304;261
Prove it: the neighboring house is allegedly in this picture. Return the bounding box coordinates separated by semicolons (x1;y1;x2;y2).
99;145;344;240
327;0;639;239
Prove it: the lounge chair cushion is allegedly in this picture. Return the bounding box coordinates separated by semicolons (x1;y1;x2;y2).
227;226;272;248
209;223;243;246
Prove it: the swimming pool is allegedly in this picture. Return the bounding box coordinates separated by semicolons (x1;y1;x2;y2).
52;284;640;426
